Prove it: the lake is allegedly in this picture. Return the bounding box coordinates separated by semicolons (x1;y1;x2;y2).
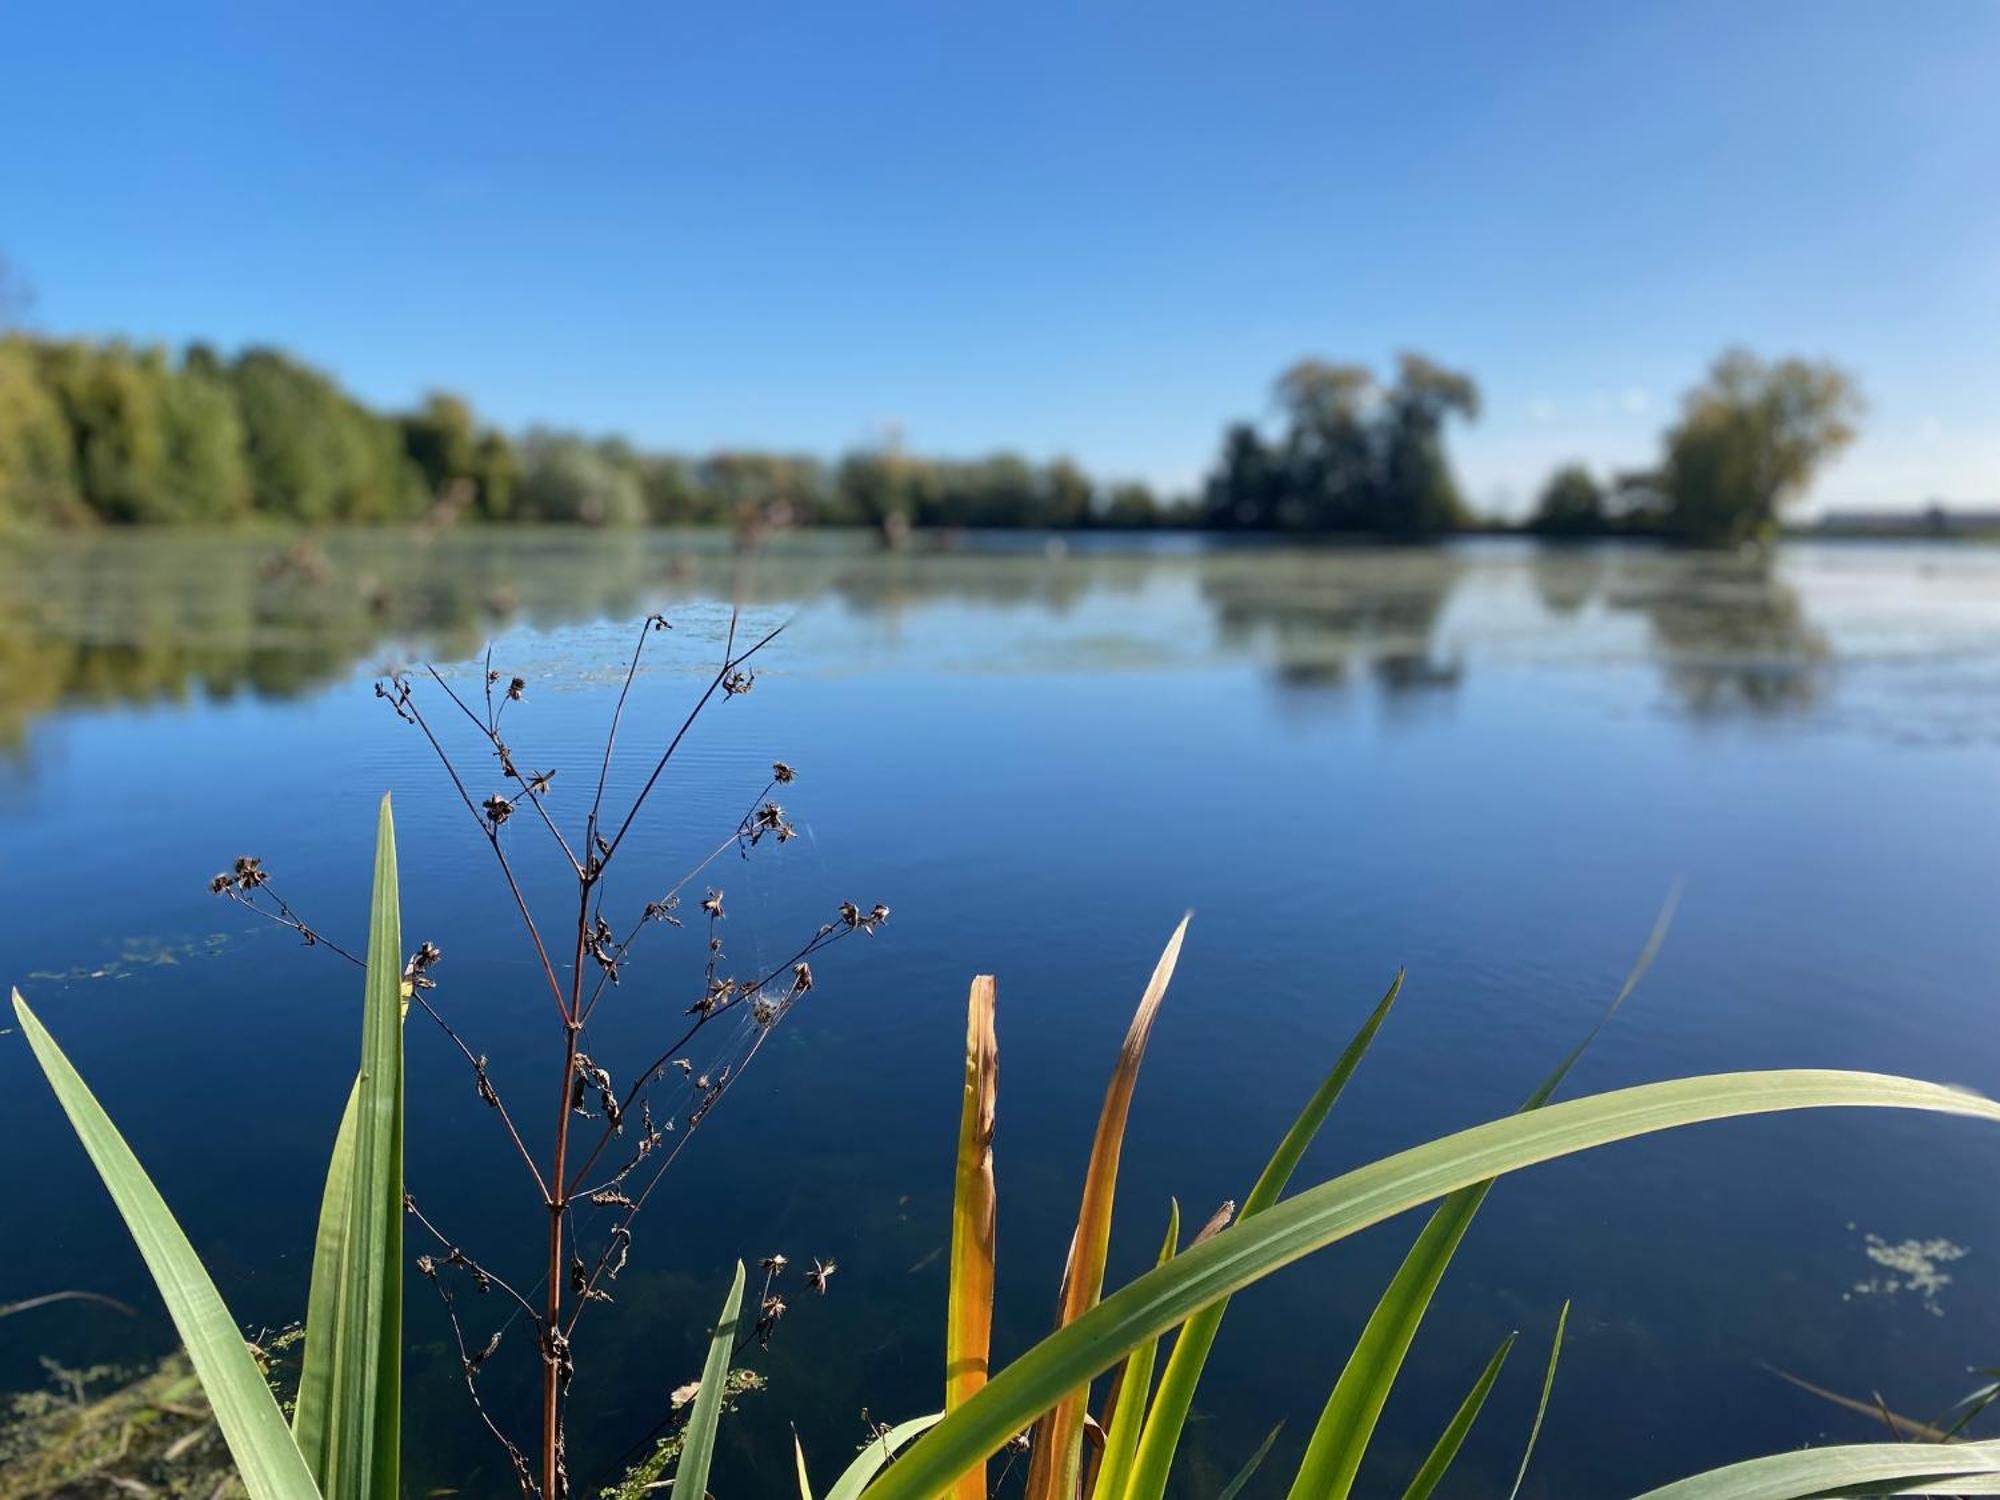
3;529;1999;1496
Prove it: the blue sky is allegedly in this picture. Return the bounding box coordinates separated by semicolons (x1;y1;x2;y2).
4;2;1997;513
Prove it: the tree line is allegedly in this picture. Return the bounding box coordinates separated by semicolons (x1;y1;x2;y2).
0;330;1860;546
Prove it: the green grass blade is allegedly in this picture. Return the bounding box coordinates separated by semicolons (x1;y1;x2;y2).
674;1260;747;1500
293;1078;361;1471
10;988;323;1500
1091;1200;1179;1500
1400;1332;1516;1500
854;1069;2000;1500
1629;1438;2000;1499
1286;899;1673;1500
1505;1300;1567;1500
825;1412;945;1500
1124;970;1403;1500
293;794;404;1500
1215;1424;1284;1500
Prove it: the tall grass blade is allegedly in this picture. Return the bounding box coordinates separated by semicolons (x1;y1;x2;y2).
1125;970;1403;1500
674;1260;746;1500
1024;915;1188;1500
10;988;323;1500
825;1412;944;1500
854;1069;2000;1500
795;1431;817;1500
1091;1200;1179;1500
292;794;404;1500
1400;1332;1516;1500
1287;897;1673;1500
1505;1299;1567;1500
1628;1438;2000;1499
946;974;999;1500
1215;1424;1284;1500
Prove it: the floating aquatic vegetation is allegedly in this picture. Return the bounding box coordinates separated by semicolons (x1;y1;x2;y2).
1843;1227;1968;1316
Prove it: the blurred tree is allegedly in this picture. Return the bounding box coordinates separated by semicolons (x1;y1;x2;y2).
1100;480;1164;529
0;337;83;525
1376;353;1479;535
835;448;917;529
34;341;175;523
1203;422;1283;530
158;351;251;521
515;431;646;525
229;348;423;521
1040;457;1095;530
1204;354;1478;534
1274;360;1377;530
1659;350;1862;545
1528;463;1610;537
398;391;518;519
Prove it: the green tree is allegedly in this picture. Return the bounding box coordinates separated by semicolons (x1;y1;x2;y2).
0;338;83;525
32;341;174;523
159;352;251;521
515;431;646;525
1203;355;1478;535
1528;464;1609;537
1100;481;1164;529
835;449;918;528
398;392;517;519
1273;361;1378;530
229;348;423;522
1659;349;1862;546
1202;422;1282;530
1376;353;1479;535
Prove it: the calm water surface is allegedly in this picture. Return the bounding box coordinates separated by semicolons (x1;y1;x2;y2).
3;530;1999;1496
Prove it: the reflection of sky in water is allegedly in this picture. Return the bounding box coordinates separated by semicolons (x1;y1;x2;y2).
3;532;2000;1496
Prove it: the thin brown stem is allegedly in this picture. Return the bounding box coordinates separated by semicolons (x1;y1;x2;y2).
598;615;786;866
585;615;666;857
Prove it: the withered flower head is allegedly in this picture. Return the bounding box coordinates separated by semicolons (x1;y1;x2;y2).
760;1253;789;1274
233;856;268;890
701;888;724;919
791;961;813;994
722;668;755;696
412;941;442;971
506;676;526;701
805;1257;837;1295
482;794;514;826
209;873;232;895
751;993;780;1027
772;761;796;783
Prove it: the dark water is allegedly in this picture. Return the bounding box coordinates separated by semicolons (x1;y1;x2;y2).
3;529;1999;1496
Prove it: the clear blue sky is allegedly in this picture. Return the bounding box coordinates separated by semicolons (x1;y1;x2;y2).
5;1;1997;513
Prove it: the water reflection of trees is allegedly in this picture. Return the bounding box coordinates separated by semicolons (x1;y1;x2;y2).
1200;550;1467;706
1605;553;1831;715
0;533;1836;746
